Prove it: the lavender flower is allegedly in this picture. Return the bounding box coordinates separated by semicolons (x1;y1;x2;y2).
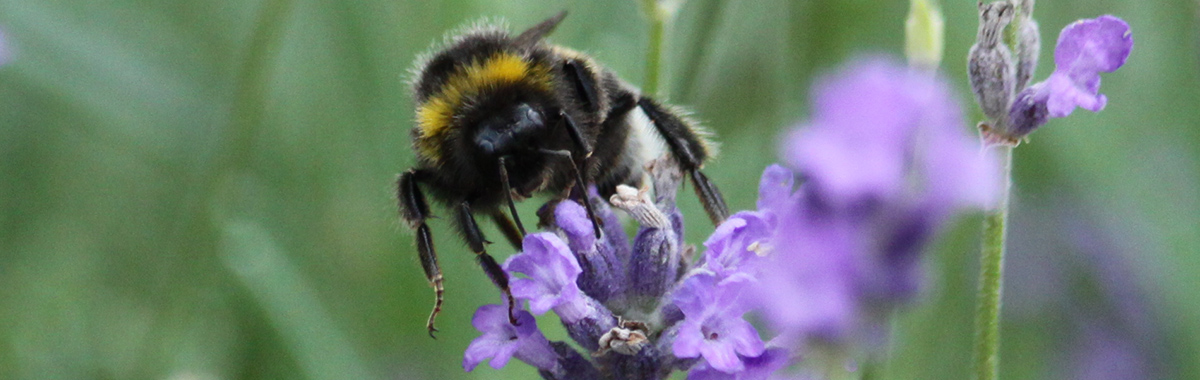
700;211;773;280
556;196;626;303
504;232;616;352
671;273;765;373
463;304;559;373
750;58;995;343
505;233;585;317
1005;16;1133;140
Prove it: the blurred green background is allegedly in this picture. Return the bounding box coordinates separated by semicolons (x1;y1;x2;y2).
0;0;1195;379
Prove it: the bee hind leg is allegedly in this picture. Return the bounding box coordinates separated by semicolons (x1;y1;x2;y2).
636;97;730;225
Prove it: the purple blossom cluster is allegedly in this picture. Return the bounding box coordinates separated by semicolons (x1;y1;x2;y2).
461;57;997;379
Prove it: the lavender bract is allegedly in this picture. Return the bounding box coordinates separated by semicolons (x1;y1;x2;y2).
1007;16;1133;139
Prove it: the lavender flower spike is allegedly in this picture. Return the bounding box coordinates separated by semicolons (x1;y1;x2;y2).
1006;16;1133;140
464;305;559;372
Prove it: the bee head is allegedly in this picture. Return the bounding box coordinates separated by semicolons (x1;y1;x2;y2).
473;102;547;156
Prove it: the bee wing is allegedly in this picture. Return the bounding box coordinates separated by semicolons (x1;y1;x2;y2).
514;10;568;47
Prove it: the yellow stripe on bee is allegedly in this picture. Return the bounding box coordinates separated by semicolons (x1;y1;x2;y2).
415;52;554;162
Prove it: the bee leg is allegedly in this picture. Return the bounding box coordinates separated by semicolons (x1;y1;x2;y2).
496;156;527;240
557;113;603;238
489;210;525;251
540;148;603;238
397;169;444;338
455;201;518;325
636;97;731;225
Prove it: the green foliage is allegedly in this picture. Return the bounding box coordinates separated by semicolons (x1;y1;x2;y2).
0;0;1196;379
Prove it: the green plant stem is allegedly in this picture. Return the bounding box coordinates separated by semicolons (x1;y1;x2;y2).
974;145;1013;380
641;0;665;96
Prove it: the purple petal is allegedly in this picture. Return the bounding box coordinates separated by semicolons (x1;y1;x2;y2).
673;320;705;359
687;348;792;380
756;165;795;213
1047;16;1133;117
555;200;597;252
673;273;718;318
725;319;766;357
471;304;515;333
784;58;968;208
1054;16;1133;81
463;336;518;371
698;340;745;373
751;209;859;340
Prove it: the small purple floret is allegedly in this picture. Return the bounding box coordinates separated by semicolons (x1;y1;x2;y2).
702;211;774;279
672;274;765;373
463;305;558;372
505;233;583;316
1008;15;1133;138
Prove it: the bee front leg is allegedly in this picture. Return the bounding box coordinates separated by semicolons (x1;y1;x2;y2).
496;156;527;247
397;169;444;338
454;201;518;325
541;148;603;238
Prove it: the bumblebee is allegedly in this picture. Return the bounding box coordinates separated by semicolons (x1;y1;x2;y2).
397;11;729;337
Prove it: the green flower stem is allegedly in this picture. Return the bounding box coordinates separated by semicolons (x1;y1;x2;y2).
641;0;666;95
974;145;1013;380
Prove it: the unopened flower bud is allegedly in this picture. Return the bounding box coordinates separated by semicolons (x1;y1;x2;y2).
611;184;681;310
1013;6;1041;91
905;0;945;70
968;1;1016;126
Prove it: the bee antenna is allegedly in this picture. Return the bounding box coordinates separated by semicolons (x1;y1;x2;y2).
514;10;568;47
